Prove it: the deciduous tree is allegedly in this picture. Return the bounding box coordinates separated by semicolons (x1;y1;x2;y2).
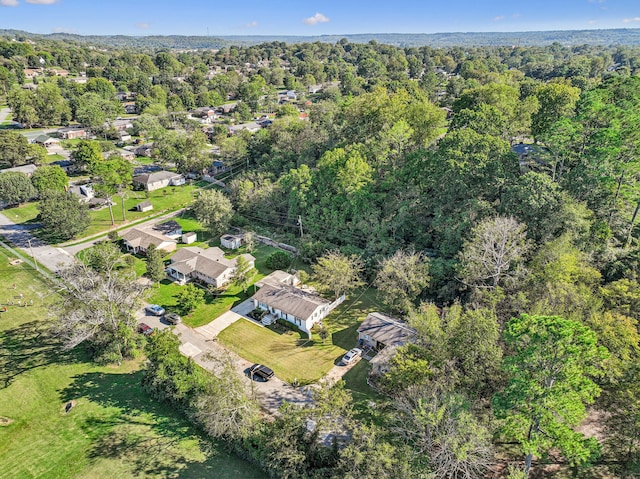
375;248;430;312
37;190;90;241
312;250;364;299
192;189;234;237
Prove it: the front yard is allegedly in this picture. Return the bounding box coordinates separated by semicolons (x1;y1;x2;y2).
219;318;346;384
148;243;283;328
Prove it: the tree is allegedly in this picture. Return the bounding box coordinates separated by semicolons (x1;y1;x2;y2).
145;244;165;282
243;231;256;253
458;216;530;290
31;165;68;193
7;87;37;128
37;190;90;241
193;354;260;439
0;171;37;205
54;250;149;363
176;283;205;315
375;249;430;312
233;255;255;293
91;156;133;225
392;384;492;479
531;83;581;141
265;250;292;270
72;140;103;171
312;250;364;299
192;189;234;237
0;130;46;167
493;315;608;477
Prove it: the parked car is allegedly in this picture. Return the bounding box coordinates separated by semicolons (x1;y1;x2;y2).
249;364;275;381
341;348;362;365
138;323;154;336
145;304;165;316
164;312;182;325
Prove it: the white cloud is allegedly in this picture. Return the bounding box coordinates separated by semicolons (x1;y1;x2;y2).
493;15;505;21
135;22;150;29
25;0;60;4
0;0;19;6
245;21;258;28
623;17;640;23
303;12;329;26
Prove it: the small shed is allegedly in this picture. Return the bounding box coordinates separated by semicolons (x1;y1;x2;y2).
221;234;243;249
136;201;153;212
357;312;415;351
182;231;197;244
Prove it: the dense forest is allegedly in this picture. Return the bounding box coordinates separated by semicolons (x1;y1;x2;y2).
3;33;640;478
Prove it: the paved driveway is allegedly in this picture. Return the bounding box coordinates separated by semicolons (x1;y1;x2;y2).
0;213;74;272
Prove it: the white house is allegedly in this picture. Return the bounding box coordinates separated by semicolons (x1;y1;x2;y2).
121;227;177;255
132;171;185;191
250;270;335;336
166;246;255;288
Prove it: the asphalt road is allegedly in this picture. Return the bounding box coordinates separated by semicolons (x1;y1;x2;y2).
0;212;74;272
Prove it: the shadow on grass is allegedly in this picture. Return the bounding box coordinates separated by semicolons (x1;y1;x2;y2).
331;323;360;351
60;369;249;479
0;319;75;389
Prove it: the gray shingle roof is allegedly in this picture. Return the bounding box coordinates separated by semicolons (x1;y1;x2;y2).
357;312;415;347
251;283;329;322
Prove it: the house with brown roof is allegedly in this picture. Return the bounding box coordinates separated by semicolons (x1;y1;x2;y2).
166;246;255;288
121;227;177;255
57;126;87;140
250;270;334;336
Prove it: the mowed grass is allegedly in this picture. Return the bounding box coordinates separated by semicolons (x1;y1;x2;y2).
148;243;282;328
219;318;346;384
0;247;266;479
5;184;201;243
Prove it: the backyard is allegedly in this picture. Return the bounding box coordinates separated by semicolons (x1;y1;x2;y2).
0;246;266;479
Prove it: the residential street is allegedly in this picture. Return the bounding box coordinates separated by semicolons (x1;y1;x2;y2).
0;212;74;272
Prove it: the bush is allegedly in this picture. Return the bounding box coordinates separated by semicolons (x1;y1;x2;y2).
275;318;305;336
266;250;292;270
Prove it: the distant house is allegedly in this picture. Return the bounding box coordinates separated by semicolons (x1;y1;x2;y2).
251;270;334;336
57;126;87;140
23;68;42;79
308;84;323;94
47;68;68;77
357;312;416;351
152;220;182;239
134;143;154;157
117;131;132;143
123;103;137;114
103;149;135;161
227;122;261;135
220;234;243;249
121;227;177;255
132;170;185;191
136;201;153;212
1;164;38;177
68;183;95;202
32;135;59;147
110;119;134;131
218;102;237;114
166;246;255;288
52;160;75;173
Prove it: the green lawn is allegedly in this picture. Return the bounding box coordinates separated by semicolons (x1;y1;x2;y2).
2;203;39;224
44;153;66;163
0;246;266;479
148;243;281;328
83;184;200;238
219;318;346;384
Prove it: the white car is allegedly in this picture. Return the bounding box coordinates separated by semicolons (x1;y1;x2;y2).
341;348;363;365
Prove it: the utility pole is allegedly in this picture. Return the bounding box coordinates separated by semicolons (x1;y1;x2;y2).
27;238;39;272
297;216;304;238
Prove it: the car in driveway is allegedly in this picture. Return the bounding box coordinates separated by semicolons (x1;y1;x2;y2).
249;364;275;381
341;348;362;365
164;312;182;325
145;304;165;316
138;322;154;336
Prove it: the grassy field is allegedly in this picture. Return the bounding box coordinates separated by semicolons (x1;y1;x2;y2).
219;318;346;384
148;243;281;328
4;184;201;242
0;247;266;479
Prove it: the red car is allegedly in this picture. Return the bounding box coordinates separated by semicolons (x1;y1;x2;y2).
138;322;154;336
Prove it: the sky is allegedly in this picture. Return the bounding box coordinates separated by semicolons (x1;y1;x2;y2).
0;0;639;37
